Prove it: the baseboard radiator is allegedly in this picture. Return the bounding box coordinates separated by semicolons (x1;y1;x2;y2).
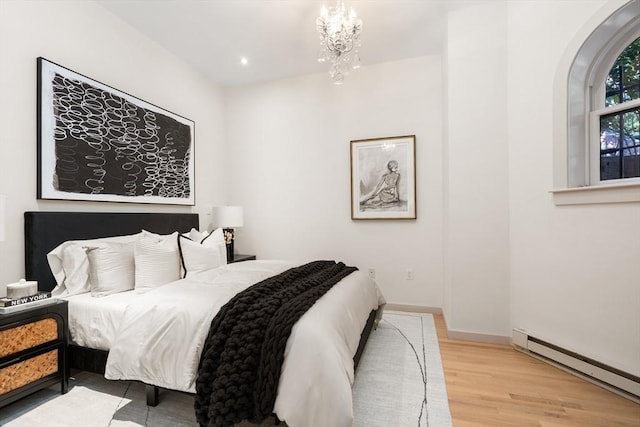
512;329;640;401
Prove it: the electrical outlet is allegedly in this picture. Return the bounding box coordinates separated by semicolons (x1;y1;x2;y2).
406;269;414;280
368;268;376;279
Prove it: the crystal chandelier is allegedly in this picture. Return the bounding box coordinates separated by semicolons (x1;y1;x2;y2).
316;0;362;84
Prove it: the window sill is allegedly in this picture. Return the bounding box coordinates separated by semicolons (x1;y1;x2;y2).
551;182;640;205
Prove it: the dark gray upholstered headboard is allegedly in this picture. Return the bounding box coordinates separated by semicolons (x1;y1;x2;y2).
24;211;199;292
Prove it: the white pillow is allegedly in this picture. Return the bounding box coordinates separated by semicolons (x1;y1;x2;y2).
86;242;135;297
183;227;210;243
56;243;89;296
178;228;226;277
47;232;143;297
207;228;227;265
134;232;181;293
140;229;187;275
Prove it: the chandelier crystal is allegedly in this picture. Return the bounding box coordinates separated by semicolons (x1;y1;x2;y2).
316;0;362;84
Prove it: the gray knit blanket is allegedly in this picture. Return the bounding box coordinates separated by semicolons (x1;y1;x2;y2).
194;260;357;427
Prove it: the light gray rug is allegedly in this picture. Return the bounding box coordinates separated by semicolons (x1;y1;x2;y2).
353;312;452;427
0;312;451;427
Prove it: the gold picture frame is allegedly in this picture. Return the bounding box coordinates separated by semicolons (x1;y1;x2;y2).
350;135;416;220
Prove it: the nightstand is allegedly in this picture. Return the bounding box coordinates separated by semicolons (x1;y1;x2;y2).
0;300;68;409
229;254;256;263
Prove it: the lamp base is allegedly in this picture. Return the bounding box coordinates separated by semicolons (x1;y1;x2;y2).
223;228;235;262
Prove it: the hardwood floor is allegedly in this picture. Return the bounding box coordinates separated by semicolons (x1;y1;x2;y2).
433;314;640;426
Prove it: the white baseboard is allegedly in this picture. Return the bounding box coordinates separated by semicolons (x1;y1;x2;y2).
384;303;442;314
384;304;510;345
512;329;640;402
446;329;511;345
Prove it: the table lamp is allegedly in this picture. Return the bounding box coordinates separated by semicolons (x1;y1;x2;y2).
212;206;243;262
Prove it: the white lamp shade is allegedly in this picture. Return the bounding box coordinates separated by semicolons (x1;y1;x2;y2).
212;206;243;228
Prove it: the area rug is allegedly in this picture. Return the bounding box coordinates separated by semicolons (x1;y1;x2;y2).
0;312;451;427
353;312;452;427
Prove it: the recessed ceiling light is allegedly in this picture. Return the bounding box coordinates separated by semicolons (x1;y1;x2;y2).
240;57;249;66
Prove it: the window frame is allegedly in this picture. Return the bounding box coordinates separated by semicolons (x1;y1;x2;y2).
589;99;640;185
589;30;640;186
552;0;640;205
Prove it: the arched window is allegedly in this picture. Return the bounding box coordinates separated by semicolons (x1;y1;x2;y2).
590;36;640;183
555;0;640;204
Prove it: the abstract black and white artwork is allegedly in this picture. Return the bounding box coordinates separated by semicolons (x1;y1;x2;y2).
351;135;416;220
37;57;195;205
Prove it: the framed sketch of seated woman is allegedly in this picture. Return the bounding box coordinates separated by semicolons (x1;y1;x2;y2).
350;135;416;220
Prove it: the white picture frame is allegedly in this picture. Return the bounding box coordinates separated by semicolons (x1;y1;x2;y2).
37;57;195;205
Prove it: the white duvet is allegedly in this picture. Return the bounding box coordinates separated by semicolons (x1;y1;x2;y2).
104;260;384;427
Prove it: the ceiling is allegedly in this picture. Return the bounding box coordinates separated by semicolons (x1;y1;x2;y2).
94;0;464;87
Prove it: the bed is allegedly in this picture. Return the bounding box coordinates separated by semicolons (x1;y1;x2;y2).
24;211;383;427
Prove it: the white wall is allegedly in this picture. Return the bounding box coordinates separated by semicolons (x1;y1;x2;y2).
443;1;511;339
441;0;639;376
224;57;445;308
507;0;640;376
0;0;227;295
440;0;639;376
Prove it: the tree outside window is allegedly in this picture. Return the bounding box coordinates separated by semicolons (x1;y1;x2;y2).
600;37;640;181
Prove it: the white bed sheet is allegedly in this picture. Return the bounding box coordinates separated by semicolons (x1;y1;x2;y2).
64;290;144;351
103;260;384;427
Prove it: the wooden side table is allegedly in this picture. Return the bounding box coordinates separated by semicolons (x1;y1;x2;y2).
229;254;256;263
0;300;68;409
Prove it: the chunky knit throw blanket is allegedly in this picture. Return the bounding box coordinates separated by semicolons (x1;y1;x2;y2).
194;260;357;427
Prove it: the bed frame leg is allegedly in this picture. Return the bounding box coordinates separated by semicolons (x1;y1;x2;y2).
146;384;159;406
